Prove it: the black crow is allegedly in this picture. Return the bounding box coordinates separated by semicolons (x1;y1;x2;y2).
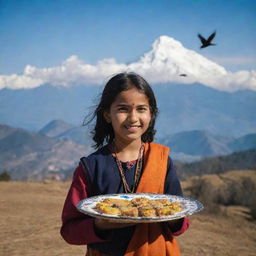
198;31;216;48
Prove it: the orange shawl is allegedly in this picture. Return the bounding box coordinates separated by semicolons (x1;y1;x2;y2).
124;142;180;256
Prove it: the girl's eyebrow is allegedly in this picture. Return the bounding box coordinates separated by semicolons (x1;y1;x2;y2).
116;103;129;106
115;103;149;107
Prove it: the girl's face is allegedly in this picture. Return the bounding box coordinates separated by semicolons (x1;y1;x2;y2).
104;87;151;145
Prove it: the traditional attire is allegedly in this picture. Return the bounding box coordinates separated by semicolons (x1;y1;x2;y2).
60;143;189;256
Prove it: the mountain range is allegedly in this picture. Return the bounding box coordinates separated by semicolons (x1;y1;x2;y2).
1;121;256;181
175;149;256;180
40;120;256;159
0;123;91;180
0;82;255;138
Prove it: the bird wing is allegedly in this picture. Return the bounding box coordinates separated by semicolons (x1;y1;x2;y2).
198;33;207;44
207;31;216;42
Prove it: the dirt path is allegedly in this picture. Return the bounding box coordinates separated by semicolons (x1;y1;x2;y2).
0;181;255;256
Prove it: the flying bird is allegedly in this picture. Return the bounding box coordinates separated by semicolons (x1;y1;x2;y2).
198;31;216;49
179;74;187;77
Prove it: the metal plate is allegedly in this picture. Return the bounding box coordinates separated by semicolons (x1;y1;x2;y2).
76;193;204;223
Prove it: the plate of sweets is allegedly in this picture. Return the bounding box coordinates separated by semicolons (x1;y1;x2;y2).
76;193;204;223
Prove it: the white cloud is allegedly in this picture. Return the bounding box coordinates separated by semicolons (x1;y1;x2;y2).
0;74;43;90
209;56;256;66
0;36;256;92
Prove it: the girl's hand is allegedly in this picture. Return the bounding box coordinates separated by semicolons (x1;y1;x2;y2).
94;218;135;230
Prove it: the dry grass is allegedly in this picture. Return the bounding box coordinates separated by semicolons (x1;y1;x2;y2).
0;181;85;256
178;207;256;256
1;180;256;256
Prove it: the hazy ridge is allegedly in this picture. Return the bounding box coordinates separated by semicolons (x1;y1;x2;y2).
1;83;255;137
1;121;256;181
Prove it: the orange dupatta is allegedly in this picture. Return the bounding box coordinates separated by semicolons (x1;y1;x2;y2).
124;143;180;256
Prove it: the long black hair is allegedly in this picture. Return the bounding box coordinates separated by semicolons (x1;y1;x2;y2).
84;72;158;149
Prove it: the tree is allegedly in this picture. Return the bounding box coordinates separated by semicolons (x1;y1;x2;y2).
0;171;11;181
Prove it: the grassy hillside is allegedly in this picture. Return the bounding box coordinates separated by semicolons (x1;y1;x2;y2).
1;175;256;256
175;149;256;180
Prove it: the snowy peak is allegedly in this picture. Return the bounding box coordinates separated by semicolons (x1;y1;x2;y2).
152;36;186;56
1;35;255;91
139;35;227;79
139;36;256;91
151;36;185;59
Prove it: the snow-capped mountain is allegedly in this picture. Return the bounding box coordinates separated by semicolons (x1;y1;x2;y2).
130;36;227;86
129;36;255;91
0;36;255;91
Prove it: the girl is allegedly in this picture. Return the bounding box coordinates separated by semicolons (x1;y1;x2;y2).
60;72;189;256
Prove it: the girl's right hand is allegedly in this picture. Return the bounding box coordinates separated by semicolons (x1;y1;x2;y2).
94;218;135;230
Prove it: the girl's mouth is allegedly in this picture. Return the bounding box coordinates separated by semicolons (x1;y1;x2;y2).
125;125;141;132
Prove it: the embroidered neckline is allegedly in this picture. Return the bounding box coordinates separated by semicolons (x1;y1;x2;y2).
110;142;144;193
108;143;138;169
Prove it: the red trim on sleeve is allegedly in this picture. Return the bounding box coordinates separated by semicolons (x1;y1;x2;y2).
172;217;190;236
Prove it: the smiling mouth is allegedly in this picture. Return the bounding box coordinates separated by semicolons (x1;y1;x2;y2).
125;125;141;129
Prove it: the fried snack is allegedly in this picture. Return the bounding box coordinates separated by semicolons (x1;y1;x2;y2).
96;203;121;215
169;202;182;212
131;197;151;207
155;206;174;216
156;199;172;206
119;206;139;217
148;199;165;208
102;198;131;207
138;206;156;217
94;197;182;217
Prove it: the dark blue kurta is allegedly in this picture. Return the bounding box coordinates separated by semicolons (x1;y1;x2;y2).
80;144;183;256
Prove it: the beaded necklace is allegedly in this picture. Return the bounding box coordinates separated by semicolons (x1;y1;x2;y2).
113;143;144;193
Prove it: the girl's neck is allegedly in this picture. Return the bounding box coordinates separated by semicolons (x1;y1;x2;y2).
113;139;143;162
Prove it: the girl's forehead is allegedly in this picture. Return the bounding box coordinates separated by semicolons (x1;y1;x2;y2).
113;88;149;104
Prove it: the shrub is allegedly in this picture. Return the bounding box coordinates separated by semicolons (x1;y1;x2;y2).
0;171;11;181
183;170;256;218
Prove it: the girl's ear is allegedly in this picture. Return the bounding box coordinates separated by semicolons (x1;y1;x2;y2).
103;111;111;123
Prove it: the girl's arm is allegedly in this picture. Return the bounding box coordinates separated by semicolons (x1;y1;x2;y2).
60;164;106;245
164;156;190;236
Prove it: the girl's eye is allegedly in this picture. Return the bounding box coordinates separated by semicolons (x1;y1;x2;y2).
137;107;148;112
117;107;128;112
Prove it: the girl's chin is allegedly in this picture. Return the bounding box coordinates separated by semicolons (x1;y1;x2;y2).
118;134;142;142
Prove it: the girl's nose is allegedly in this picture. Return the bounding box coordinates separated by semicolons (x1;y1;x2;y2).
128;110;138;123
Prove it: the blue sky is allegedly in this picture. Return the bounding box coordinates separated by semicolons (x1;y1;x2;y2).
1;0;255;76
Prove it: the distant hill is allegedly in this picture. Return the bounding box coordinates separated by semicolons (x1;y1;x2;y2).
39;119;75;137
0;123;18;139
175;149;256;180
56;126;93;146
1;122;256;181
0;123;91;180
38;121;256;161
154;84;256;138
228;133;256;152
0;84;101;131
160;130;233;156
39;119;93;146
